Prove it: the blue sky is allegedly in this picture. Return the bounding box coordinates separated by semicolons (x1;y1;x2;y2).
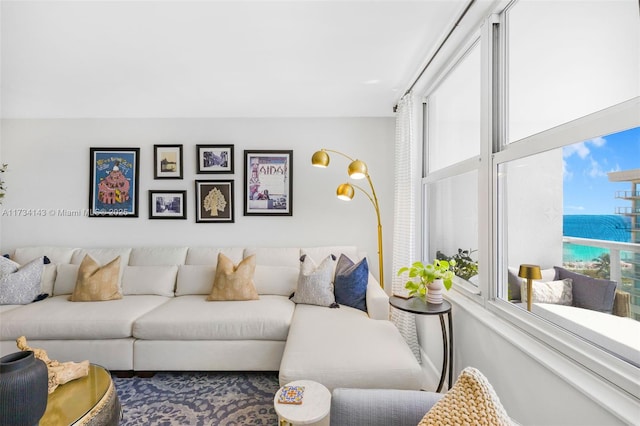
563;126;640;215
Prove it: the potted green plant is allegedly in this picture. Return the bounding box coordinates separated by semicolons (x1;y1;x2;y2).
397;259;455;304
436;248;478;281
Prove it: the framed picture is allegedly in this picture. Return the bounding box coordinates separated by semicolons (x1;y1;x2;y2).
195;180;234;223
197;144;234;174
89;147;140;217
149;190;187;219
154;144;183;179
244;150;293;216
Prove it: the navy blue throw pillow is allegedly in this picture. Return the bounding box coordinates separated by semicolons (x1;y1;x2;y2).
334;254;368;312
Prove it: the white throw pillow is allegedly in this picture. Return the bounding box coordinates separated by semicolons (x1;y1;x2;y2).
291;254;337;307
521;278;573;305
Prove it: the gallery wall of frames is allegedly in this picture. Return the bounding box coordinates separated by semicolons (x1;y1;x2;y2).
88;144;293;222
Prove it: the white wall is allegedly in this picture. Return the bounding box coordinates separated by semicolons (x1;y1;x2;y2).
0;117;394;286
505;149;564;269
446;293;632;425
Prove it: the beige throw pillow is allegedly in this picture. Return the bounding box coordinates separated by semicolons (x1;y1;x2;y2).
70;255;122;302
418;367;512;426
207;253;259;301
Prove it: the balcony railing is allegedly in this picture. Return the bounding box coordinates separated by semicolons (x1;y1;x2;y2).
614;206;640;215
615;190;640;199
562;236;640;318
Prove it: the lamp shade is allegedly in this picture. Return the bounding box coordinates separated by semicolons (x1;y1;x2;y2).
336;183;355;200
518;264;542;280
348;160;368;179
311;150;330;167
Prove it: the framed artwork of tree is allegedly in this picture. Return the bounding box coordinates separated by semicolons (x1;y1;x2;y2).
195;180;234;223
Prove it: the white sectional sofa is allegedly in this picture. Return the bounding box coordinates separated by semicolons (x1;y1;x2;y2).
0;246;424;391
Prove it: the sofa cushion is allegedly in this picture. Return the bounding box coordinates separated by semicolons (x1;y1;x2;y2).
334;254;368;312
70;255;122;302
521;278;573;306
133;295;295;340
418;367;511;426
244;247;300;267
207;254;259;301
122;266;178;297
13;247;76;265
0;304;22;314
11;248;69;296
554;266;617;313
129;247;188;266
245;247;300;296
254;265;299;296
0;295;170;339
279;304;423;391
0;257;44;305
53;264;80;295
176;265;216;295
300;246;359;265
185;247;244;265
291;255;336;307
71;248;131;283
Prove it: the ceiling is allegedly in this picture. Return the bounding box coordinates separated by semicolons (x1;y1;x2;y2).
0;0;468;119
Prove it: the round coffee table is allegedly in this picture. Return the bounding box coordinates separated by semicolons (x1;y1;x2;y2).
274;380;331;426
40;364;121;426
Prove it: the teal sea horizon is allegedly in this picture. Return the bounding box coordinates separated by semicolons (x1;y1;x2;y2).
563;215;632;262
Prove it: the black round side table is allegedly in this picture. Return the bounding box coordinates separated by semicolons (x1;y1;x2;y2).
389;296;453;393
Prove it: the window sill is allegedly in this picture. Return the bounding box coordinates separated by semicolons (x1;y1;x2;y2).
446;291;640;424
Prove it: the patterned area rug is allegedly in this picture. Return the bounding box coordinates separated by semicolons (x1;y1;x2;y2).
112;371;280;425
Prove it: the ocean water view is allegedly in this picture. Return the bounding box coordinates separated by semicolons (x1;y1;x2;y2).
563;215;632;262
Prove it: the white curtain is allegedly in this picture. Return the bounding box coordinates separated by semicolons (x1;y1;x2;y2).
391;93;421;361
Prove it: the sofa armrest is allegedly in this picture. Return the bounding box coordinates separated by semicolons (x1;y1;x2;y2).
366;273;389;320
330;388;443;426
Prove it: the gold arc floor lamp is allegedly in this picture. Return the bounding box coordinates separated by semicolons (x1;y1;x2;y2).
311;149;384;289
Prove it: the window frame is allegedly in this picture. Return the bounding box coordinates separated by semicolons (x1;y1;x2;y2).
490;98;640;397
421;35;483;298
419;0;640;399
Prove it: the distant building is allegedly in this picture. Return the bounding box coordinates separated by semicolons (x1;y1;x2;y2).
609;168;640;319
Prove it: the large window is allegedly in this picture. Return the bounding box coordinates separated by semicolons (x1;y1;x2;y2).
421;0;640;392
497;129;640;367
423;40;481;287
506;0;638;143
426;42;481;171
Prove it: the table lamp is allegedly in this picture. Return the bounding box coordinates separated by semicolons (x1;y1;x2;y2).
518;264;541;312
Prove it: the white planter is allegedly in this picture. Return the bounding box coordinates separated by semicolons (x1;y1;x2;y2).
426;279;444;305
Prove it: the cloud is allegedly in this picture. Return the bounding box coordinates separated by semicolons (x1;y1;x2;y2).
587;158;606;177
562;137;607;160
565;205;585;211
563;142;590;159
607;164;621;173
563;159;573;180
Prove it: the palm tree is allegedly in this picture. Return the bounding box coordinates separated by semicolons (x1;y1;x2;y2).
591;253;610;279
